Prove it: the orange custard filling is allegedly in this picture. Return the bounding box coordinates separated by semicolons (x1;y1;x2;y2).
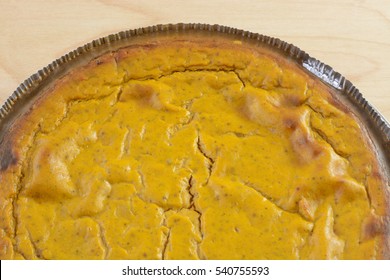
0;34;388;259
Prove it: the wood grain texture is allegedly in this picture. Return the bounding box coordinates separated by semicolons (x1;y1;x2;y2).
0;0;389;120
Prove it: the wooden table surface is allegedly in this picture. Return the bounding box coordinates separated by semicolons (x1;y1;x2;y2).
1;0;389;120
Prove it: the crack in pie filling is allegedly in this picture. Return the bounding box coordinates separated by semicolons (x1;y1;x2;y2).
0;32;389;259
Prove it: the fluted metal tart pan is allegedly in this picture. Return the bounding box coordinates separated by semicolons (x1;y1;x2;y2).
0;23;389;184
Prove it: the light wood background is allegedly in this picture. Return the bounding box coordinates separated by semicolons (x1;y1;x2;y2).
0;0;389;120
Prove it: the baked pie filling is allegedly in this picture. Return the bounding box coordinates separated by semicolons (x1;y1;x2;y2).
0;34;388;259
